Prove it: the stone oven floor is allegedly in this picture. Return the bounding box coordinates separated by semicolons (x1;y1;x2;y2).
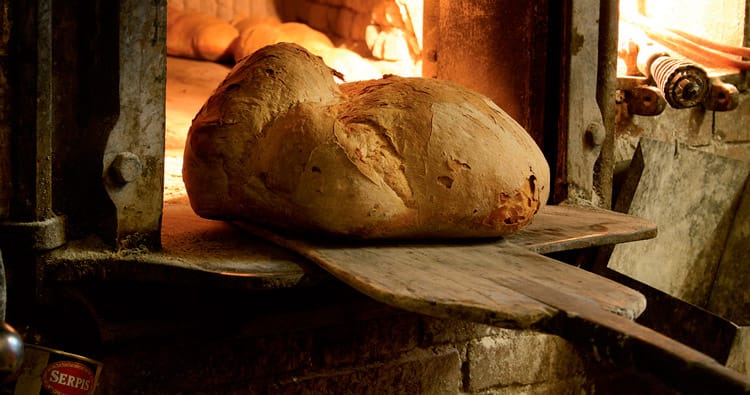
165;55;231;202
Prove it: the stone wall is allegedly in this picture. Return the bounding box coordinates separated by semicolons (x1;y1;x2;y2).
83;282;669;394
167;0;281;22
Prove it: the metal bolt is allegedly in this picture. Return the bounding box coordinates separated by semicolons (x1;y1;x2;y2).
625;85;667;116
109;152;142;184
584;123;606;148
704;80;739;112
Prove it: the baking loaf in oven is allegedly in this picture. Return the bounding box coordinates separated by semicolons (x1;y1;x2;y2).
230;17;383;82
166;6;239;62
182;43;550;239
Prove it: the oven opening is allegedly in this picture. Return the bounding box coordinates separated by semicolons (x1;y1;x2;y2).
163;1;425;203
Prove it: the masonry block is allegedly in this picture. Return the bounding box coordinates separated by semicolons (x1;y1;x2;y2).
270;347;462;394
465;331;587;392
475;377;589;395
318;0;345;6
344;0;381;14
100;330;316;393
306;2;330;32
313;313;421;368
421;317;505;346
333;7;356;38
630;105;713;148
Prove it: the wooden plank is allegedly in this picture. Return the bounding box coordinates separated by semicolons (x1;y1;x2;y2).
237;222;646;327
157;200;313;281
506;204;657;254
43;200;657;288
237;222;750;393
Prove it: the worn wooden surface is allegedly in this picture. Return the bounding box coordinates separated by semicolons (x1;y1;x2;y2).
235;221;647;328
41;200;657;288
609;138;750;307
156;200;656;285
157;201;656;287
507;204;656;254
238;221;750;393
159;199;312;280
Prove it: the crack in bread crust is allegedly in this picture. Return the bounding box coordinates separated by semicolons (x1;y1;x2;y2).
333;116;415;207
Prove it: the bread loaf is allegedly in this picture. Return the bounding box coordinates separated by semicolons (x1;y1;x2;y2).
231;18;382;82
166;7;239;62
183;43;550;239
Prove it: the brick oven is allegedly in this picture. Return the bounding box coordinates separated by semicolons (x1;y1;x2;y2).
1;0;749;393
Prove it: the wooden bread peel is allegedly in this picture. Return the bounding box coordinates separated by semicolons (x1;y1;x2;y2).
236;205;750;393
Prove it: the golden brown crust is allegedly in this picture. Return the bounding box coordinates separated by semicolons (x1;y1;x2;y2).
166;7;239;62
230;19;382;82
183;43;550;239
232;21;334;63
